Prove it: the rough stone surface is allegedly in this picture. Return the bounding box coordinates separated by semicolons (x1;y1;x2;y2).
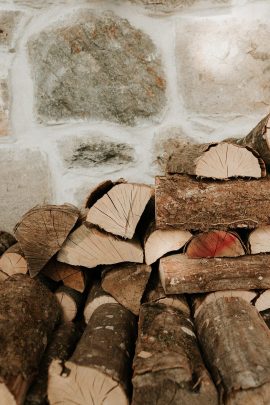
0;79;9;136
0;148;52;233
0;11;21;47
130;0;232;12
28;11;166;126
58;134;135;169
176;16;270;115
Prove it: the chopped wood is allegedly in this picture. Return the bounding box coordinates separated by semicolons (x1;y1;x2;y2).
0;231;16;255
25;322;81;405
84;178;126;209
14;204;80;277
195;295;270;404
86;183;154;239
0;274;60;405
0;243;28;277
248;226;270;254
101;263;152;315
167;141;265;179
84;281;117;323
132;300;218;405
48;301;137;405
42;259;86;293
144;221;192;265
255;290;270;312
261;309;270;329
156;175;270;231
57;224;143;268
55;285;82;322
159;253;270;294
186;230;246;258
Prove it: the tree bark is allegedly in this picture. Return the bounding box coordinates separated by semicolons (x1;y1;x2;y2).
84;281;117;323
0;231;16;255
156;175;270;231
55;285;83;322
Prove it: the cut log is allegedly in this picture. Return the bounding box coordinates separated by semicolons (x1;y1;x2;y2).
55;285;82;322
0;274;60;405
0;243;28;276
42;259;86;293
194;295;270;404
226;112;270;166
57;224;143;268
132;300;218;405
255;290;270;312
84;281;117;323
0;231;16;255
86;183;154;239
14;204;80;277
248;226;270;254
84;178;125;209
144;221;192;265
186;230;246;258
167;142;265;178
159;253;270;294
25;322;81;405
101;263;152;315
48;301;137;405
156;175;270;231
261;309;270;329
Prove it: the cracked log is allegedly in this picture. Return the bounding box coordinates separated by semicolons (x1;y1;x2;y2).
55;285;82;322
25;322;81;405
101;263;152;315
84;178;126;209
144;221;192;265
0;231;16;255
156;175;270;231
186;230;246;258
14;204;80;277
194;295;270;404
42;259;86;293
132;293;218;405
248;226;270;254
57;224;143;268
0;274;60;405
167;142;265;179
0;243;28;277
48;300;137;405
84;281;117;323
255;290;270;312
86;182;154;239
159;253;270;294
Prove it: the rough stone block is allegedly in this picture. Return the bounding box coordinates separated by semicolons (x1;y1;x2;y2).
0;79;9;136
0;148;53;233
129;0;232;12
176;15;270;115
0;11;21;47
28;10;166;126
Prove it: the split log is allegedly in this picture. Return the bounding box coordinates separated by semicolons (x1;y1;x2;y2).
132;299;218;405
55;286;82;322
0;231;16;255
194;295;270;404
42;259;86;293
0;243;28;276
255;290;270;312
144;221;192;265
48;301;137;405
159;253;270;294
85;178;125;209
261;310;270;329
0;274;60;405
186;230;246;258
86;183;154;239
84;281;117;323
25;322;80;405
14;204;80;277
156;175;270;231
101;263;152;315
167;142;265;178
248;226;270;254
57;224;143;268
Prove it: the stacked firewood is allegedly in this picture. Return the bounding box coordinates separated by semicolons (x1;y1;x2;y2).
1;113;270;404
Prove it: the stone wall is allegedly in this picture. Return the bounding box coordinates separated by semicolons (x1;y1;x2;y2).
0;0;269;232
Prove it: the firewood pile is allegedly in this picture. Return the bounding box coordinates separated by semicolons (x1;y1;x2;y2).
1;113;270;405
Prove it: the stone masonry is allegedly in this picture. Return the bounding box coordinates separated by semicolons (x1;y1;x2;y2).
0;0;269;232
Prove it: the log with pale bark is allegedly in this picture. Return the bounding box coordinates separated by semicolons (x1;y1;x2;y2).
0;231;16;255
159;253;270;294
194;294;270;404
48;301;137;405
248;226;270;254
57;224;143;268
0;274;60;405
144;221;192;265
86;183;154;239
55;285;82;322
83;281;117;323
0;243;28;277
167;141;265;178
25;322;80;405
101;263;152;315
156;175;270;231
14;204;80;277
186;230;246;258
42;259;86;293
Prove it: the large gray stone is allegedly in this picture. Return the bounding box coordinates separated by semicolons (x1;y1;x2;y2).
28;11;166;126
0;11;21;47
0;148;53;233
0;79;9;136
176;15;270;115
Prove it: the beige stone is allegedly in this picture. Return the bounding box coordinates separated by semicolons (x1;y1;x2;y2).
0;79;9;136
0;11;21;48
